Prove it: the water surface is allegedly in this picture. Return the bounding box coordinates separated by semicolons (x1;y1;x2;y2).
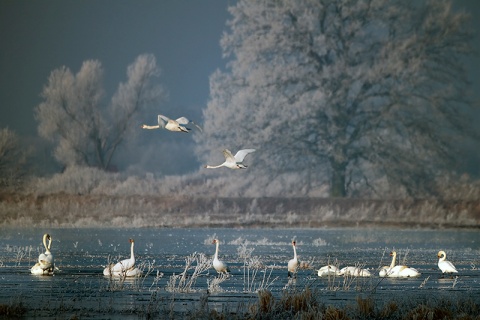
0;227;479;318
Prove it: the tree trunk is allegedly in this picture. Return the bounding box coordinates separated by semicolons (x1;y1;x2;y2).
330;161;347;197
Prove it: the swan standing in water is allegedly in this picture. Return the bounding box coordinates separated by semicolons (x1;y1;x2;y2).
379;251;420;278
103;239;142;277
141;114;201;133
288;240;300;278
437;250;458;275
204;149;256;169
212;239;230;274
31;233;54;275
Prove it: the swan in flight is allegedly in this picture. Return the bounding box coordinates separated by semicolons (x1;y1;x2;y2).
379;251;420;278
317;265;341;277
288;240;300;278
141;114;201;133
437;250;458;275
339;266;371;277
204;149;256;169
31;233;54;275
103;239;142;277
212;239;230;274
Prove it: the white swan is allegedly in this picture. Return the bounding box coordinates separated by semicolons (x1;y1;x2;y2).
339;266;371;277
103;239;142;277
437;250;458;275
317;265;341;277
31;233;54;275
212;239;230;273
379;251;420;278
141;114;201;133
204;149;256;169
288;240;300;278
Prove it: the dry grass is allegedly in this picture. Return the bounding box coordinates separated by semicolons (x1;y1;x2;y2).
0;192;479;228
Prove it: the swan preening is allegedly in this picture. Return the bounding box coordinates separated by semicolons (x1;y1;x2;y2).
212;239;230;274
31;233;54;275
141;114;201;133
379;251;421;278
317;265;341;277
103;239;142;277
437;250;458;275
204;149;256;169
339;266;371;277
288;240;299;278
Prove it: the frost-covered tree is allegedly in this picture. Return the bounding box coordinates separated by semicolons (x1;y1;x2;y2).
0;128;31;188
196;0;476;197
35;54;164;170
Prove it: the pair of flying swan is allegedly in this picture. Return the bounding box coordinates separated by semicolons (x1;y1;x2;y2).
142;114;255;170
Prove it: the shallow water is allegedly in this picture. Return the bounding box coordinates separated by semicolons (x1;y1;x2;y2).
0;227;479;318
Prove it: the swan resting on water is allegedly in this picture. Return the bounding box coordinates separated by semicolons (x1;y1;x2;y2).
317;265;341;277
339;266;371;277
379;251;420;278
31;233;54;275
103;239;142;277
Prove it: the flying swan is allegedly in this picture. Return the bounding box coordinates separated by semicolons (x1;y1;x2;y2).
141;114;201;133
31;233;54;275
288;240;300;278
212;239;230;274
379;251;420;278
103;239;142;277
437;250;458;275
204;149;256;169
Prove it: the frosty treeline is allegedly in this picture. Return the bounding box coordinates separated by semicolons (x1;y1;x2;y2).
2;0;478;199
34;54;165;171
196;0;477;197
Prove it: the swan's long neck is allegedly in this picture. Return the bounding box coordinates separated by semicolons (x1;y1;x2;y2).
142;124;160;129
130;241;135;262
47;237;52;252
205;164;225;169
439;252;446;262
43;234;50;254
292;244;297;260
214;242;219;260
389;252;396;268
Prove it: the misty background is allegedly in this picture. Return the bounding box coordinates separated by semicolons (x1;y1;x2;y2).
0;0;235;175
0;0;479;198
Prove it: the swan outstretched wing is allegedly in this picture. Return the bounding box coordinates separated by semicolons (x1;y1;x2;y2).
222;149;236;163
234;149;256;162
157;115;168;128
175;117;190;125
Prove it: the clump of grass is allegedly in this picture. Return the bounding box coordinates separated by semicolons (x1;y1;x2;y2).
356;296;375;318
238;241;278;293
166;252;211;293
0;302;26;317
404;304;452;320
207;273;229;293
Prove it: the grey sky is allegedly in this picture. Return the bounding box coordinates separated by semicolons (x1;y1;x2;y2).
0;0;233;136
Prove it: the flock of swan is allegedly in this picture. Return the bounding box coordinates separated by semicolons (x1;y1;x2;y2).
141;113;256;170
31;234;458;280
314;248;457;279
